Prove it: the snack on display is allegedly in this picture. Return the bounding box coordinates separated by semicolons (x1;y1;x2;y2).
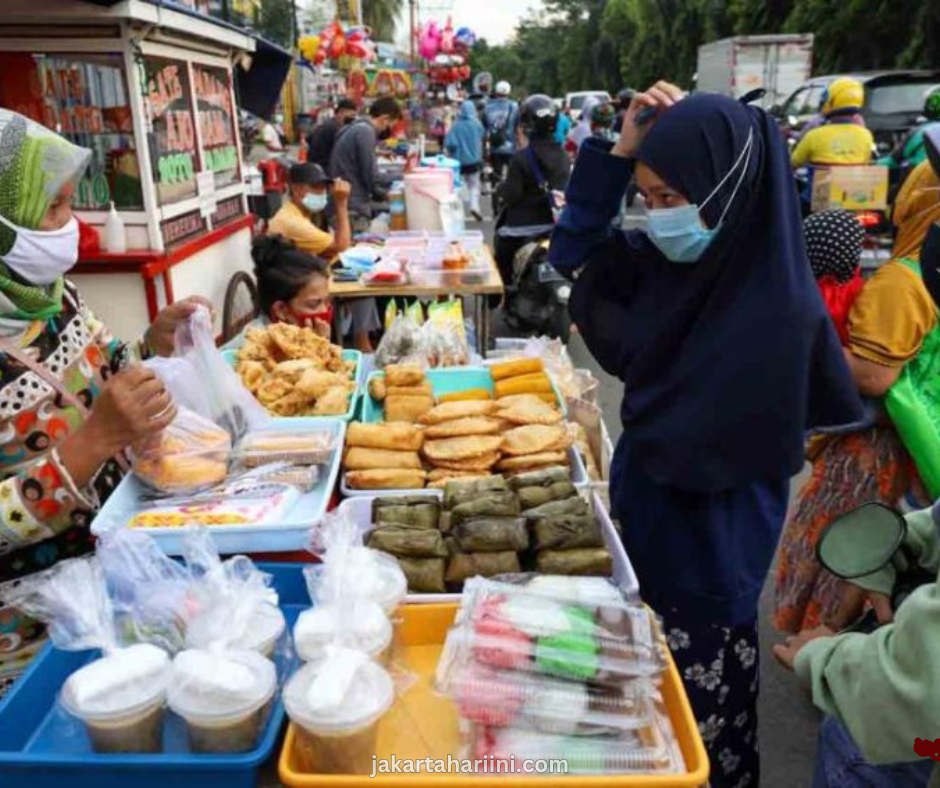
419;400;498;424
495;394;564;426
397;557;448;593
424;416;504;439
237;429;336;467
501;424;570;456
344;447;424;471
536;548;615;576
346;469;428;489
490;359;545;381
422;435;504;463
235;324;356;416
384;393;435;422
438;388;492;403
366;526;449;559
385;362;426;387
346;421;424;451
445;552;521;584
294;599;394;663
132;408;231;494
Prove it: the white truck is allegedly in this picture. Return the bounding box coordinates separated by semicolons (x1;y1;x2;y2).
696;34;814;110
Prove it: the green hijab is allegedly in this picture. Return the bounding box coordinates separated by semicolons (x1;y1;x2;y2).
0;109;91;319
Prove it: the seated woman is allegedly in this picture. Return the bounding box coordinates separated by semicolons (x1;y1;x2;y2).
0;110;203;693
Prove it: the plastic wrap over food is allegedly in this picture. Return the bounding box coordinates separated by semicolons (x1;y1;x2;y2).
374;315;426;369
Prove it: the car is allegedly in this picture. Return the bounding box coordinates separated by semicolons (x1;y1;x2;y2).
564;91;612;120
773;70;940;154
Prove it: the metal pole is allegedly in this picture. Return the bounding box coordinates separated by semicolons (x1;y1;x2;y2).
409;0;417;64
290;0;299;40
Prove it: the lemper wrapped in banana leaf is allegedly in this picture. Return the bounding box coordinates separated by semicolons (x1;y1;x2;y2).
536;547;613;576
517;482;578;511
451;491;521;525
374;501;441;530
523;496;590;518
532;514;604;550
398;557;447;593
453;517;529;552
445;551;521;584
443;476;507;509
367;526;449;558
507;466;570;491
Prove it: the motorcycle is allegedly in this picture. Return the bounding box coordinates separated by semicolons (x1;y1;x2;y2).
497;224;572;342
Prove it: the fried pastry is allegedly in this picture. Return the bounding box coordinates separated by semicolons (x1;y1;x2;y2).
384;362;426;387
422;435;503;462
418;400;498;425
500;424;568;456
496;395;563;425
430;451;501;471
385;394;435;423
344;447;423;471
346;469;427;489
312;386;350;415
423;417;504;439
346;422;424;451
497;451;569;471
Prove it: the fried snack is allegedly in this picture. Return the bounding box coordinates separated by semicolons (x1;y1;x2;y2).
431;452;501;472
423;417;505;439
134;423;230;494
346;469;427;489
256;377;294;408
419;400;498;425
236;360;267;394
422;435;503;463
496;395;562;426
346;422;424;451
497;451;569;471
489;358;544;380
494;373;554;399
387;383;433;397
500;424;568;457
498;392;557;406
297;368;353;399
313;386;351;415
268;322;335;365
238;327;278;363
385;394;435;423
437;388;492;403
368;377;387;402
344;448;423;471
385;363;426;387
271;358;318;384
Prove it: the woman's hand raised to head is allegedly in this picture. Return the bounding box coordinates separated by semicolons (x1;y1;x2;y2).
612;81;686;160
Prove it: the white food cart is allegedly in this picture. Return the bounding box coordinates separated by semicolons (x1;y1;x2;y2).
0;0;286;340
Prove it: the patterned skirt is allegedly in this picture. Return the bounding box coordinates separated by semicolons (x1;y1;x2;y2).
773;426;915;634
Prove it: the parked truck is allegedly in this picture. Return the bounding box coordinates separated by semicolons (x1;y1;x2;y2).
696;34;814;110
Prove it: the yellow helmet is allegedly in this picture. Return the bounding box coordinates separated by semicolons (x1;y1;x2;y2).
821;78;864;115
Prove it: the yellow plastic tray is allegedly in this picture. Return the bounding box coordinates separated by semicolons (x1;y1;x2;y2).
279;604;709;787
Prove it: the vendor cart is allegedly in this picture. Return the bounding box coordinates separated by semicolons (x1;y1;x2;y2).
0;0;289;340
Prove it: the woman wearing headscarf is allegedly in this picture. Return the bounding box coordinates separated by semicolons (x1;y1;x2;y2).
549;82;863;786
775;158;940;637
566;95;601;154
0;110;204;691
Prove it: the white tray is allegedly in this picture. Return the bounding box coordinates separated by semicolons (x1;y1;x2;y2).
335;489;637;603
91;418;346;556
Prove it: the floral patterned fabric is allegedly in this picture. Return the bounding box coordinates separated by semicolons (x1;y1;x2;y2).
664;607;760;788
773;425;915;634
0;282;126;677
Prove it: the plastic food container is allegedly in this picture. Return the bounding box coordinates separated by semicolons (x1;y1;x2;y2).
293;600;393;664
283;650;395;774
241;603;287;658
237;430;337;468
59;644;170;754
313;547;408;617
168;649;277;754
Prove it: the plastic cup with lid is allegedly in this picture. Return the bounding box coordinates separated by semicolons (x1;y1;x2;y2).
293;598;393;664
60;643;170;753
168;648;277;753
344;548;407;616
284;647;395;774
241;602;287;658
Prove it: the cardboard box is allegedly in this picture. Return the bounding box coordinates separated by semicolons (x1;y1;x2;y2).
811;165;889;212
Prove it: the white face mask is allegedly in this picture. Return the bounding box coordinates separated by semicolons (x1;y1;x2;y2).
0;212;79;285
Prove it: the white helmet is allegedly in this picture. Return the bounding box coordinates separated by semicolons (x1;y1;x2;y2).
495;81;511;97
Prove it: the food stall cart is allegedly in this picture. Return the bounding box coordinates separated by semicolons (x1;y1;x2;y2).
0;0;286;340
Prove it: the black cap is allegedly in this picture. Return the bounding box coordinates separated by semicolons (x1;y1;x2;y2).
289;163;333;186
336;97;357;112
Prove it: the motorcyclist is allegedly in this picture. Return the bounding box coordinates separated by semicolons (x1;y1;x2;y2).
494;94;570;287
484;81;520;183
614;88;635;133
791;78;874;168
878;86;940;173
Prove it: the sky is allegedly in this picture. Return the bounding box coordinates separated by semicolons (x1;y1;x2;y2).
392;0;543;48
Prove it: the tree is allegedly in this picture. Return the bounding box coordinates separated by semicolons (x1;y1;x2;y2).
256;0;295;46
362;0;403;41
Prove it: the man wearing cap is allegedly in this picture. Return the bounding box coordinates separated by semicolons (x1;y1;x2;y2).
269;163;352;260
307;99;358;170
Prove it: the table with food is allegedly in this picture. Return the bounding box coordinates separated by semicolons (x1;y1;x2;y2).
0;310;709;788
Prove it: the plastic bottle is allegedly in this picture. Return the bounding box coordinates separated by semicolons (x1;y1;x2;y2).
104;201;126;253
388;182;407;231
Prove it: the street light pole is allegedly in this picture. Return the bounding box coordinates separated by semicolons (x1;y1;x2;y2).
410;0;417;64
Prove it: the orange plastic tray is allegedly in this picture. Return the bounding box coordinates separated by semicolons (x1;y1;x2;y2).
279;604;709;787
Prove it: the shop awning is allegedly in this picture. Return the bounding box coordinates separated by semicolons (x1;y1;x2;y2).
235;35;293;120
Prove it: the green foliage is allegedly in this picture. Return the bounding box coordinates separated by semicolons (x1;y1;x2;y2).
470;0;939;96
255;0;295;47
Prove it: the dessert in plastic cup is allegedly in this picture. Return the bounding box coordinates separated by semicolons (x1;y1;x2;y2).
241;602;287;658
168;648;277;753
294;598;393;664
60;643;170;753
284;648;394;774
343;548;407;616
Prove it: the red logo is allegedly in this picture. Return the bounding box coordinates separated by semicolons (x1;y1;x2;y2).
914;739;940;761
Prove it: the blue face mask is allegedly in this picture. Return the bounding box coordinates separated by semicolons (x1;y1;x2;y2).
645;130;754;264
302;192;328;213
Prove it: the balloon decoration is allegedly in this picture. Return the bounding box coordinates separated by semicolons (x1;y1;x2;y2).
298;22;377;67
418;18;476;85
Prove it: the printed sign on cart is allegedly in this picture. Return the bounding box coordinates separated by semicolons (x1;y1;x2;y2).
192;64;240;189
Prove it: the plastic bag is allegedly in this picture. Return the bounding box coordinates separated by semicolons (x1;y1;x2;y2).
374;314;425;368
96;529;193;654
182;527;285;658
132;406;232;494
173;305;268;440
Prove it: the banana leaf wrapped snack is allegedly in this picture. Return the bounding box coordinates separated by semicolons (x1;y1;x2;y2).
523;496;590;518
452;517;529;553
443;476;507;509
531;515;604;551
451;492;521;526
372;499;441;530
507;466;570;491
398;558;447;593
517;482;578;511
445;551;522;584
536;548;614;576
367;526;449;559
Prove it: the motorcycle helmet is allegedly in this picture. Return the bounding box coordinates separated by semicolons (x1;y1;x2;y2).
820;77;864;116
616;88;635;109
590;101;616;128
924;87;940;122
495;81;512;97
520;94;559;137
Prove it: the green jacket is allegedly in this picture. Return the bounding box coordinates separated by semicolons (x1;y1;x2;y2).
796;506;940;784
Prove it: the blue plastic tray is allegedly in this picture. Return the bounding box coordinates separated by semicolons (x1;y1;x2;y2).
220;348;363;422
91;418;345;556
0;561;310;788
361;366;567;423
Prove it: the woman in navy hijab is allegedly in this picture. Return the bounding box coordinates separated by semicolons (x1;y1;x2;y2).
550;81;863;786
